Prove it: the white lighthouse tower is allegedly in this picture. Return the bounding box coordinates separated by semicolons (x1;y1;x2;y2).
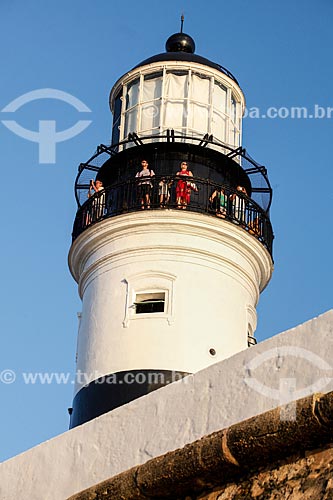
68;27;274;427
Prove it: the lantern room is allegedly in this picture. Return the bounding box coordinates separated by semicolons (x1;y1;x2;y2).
110;32;244;152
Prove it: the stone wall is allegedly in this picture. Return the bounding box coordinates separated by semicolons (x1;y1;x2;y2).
196;445;333;500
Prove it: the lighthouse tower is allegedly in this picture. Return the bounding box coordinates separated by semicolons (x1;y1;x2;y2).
68;27;274;428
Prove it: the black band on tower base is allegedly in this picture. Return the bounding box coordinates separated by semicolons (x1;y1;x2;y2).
69;369;190;428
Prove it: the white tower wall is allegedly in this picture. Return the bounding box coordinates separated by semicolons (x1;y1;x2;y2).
69;211;272;395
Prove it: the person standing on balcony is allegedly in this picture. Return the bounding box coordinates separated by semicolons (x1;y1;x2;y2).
159;177;172;207
209;187;227;218
87;179;105;223
175;161;193;209
136;160;155;209
230;185;248;224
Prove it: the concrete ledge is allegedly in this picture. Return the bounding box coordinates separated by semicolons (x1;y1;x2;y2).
68;391;333;499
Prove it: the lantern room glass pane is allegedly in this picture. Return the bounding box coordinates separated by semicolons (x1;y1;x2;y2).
231;95;237;124
163;72;188;130
164;101;186;128
143;74;163;101
213;81;227;114
126;78;140;110
188;102;209;132
111;92;122;145
212;111;226;142
191;73;210;104
124;107;138;137
230;94;240;146
140;73;163;133
230;126;240;147
164;72;188;99
141;102;161;131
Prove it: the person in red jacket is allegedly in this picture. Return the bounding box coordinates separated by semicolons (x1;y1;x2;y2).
175;161;193;209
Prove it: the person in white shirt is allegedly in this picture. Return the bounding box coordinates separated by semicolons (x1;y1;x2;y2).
135;160;155;209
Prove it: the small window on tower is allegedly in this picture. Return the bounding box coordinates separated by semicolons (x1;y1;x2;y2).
123;272;175;327
135;292;165;314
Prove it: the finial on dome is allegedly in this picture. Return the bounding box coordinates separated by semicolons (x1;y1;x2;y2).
165;17;195;54
180;13;184;33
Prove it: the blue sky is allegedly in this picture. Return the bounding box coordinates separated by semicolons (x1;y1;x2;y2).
0;0;332;462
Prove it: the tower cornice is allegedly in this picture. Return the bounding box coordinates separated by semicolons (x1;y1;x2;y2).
69;211;273;299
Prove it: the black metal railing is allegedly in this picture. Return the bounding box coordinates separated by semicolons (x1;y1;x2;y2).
74;131;272;212
72;175;274;255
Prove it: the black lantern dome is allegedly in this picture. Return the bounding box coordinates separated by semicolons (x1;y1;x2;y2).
132;32;239;84
165;32;195;53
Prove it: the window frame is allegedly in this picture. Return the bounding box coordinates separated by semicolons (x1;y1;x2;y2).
122;271;176;327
